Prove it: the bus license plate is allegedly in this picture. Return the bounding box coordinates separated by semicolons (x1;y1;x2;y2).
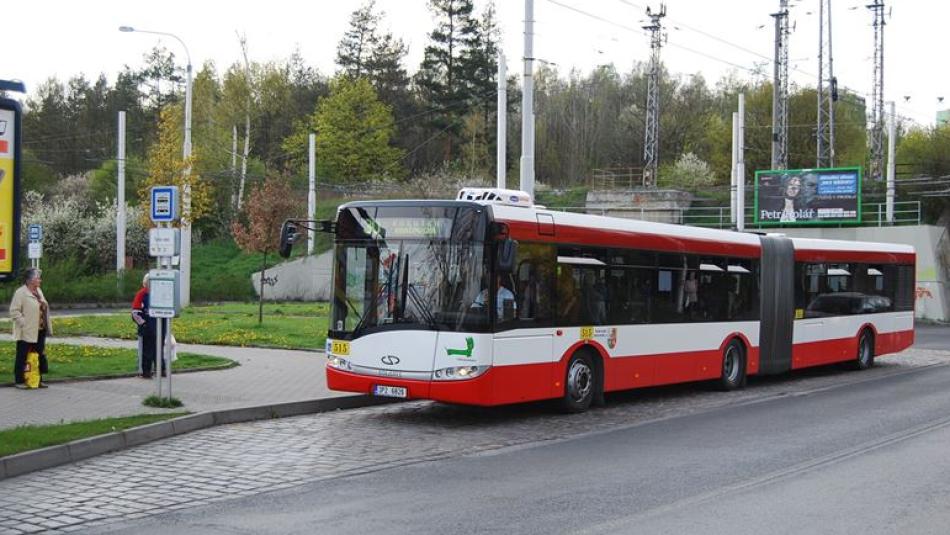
330;340;350;355
373;385;407;398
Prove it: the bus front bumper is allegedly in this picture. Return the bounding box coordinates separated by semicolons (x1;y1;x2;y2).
326;365;497;406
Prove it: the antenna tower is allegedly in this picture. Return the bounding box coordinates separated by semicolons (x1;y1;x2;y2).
867;0;885;181
771;0;790;170
816;0;836;168
642;4;666;187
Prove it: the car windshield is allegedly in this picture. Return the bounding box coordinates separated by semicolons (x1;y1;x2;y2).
330;205;490;338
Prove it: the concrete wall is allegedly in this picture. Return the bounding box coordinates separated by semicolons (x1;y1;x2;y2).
251;250;334;302
777;225;950;322
586;189;693;224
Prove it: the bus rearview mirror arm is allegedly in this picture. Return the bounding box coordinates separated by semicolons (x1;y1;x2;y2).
278;219;337;258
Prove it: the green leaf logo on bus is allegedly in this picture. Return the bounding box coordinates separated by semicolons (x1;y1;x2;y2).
446;337;475;358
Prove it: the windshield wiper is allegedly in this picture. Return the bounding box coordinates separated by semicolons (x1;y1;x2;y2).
351;283;388;337
404;283;439;328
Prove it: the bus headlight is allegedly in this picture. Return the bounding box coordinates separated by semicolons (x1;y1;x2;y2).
432;365;489;381
328;356;352;371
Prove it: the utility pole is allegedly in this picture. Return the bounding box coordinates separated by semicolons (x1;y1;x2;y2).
737;94;746;232
520;0;535;199
771;0;790;170
868;0;886;181
731;112;738;226
642;4;666;187
886;101;896;223
307;133;316;255
497;53;507;189
116;111;126;274
816;0;835;168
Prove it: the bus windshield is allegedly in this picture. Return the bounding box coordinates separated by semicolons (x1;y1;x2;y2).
330;205;490;338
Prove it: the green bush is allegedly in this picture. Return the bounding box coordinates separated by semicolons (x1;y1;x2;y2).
0;261;146;305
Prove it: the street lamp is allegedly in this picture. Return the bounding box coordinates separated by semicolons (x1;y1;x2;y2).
120;25;193;307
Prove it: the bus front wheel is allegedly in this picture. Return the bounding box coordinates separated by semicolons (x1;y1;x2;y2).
717;340;746;391
853;330;875;370
560;352;596;413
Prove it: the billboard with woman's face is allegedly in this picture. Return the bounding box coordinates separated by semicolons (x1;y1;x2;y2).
754;167;861;226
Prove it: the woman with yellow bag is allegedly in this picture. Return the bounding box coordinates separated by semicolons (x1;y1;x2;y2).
10;268;51;389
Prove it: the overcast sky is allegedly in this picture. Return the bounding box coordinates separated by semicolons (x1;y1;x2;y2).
4;0;945;125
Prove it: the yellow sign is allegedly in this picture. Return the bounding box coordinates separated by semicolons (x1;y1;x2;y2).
795;308;804;319
0;107;15;276
330;340;350;356
580;327;594;340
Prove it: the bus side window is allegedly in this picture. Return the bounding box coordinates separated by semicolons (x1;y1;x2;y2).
511;243;555;326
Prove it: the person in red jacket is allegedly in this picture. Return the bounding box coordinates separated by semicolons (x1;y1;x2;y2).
131;274;154;378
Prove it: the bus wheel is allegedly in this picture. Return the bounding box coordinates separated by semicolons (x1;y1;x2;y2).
717;340;746;391
560;352;595;413
853;330;875;370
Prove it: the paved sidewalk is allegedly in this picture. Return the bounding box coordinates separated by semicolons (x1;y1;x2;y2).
0;335;340;430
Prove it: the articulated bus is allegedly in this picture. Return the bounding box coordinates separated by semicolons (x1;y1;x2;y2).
305;188;915;412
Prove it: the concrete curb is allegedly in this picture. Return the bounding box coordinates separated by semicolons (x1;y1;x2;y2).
0;394;397;481
0;361;240;388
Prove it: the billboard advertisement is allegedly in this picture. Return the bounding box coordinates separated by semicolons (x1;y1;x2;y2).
754;167;862;226
0;98;21;280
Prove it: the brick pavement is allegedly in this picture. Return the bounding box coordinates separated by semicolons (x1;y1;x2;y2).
0;347;947;534
0;335;340;430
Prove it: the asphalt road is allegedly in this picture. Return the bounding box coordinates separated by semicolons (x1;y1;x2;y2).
95;360;950;535
912;323;950;350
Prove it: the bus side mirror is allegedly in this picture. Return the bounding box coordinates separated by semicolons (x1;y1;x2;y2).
278;220;298;258
497;239;517;273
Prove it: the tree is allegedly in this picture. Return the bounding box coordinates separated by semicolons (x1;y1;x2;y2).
237;34;255;210
465;1;500;115
415;0;479;160
658;152;716;189
231;175;299;323
336;1;381;79
137;46;184;112
458;1;500;177
336;1;410;121
895;124;950;222
141;107;214;227
283;76;404;182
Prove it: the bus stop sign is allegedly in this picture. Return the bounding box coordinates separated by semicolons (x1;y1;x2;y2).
28;224;42;242
150;186;179;223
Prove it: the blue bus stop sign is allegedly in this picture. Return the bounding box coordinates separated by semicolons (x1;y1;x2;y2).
27;224;42;242
150;186;179;223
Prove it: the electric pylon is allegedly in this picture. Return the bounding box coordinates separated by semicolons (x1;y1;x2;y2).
771;0;790;170
867;0;885;181
816;0;836;168
642;4;666;187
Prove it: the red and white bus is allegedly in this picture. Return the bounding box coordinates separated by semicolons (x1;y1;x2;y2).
314;188;915;412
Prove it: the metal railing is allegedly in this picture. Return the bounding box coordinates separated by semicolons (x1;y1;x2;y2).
553;201;922;229
588;167;646;190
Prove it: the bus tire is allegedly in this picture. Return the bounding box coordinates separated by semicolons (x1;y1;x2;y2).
717;339;746;391
853;329;875;370
560;351;596;413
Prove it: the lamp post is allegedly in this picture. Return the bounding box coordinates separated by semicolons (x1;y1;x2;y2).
119;26;193;306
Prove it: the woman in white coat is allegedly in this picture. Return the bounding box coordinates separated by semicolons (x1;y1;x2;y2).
10;268;52;388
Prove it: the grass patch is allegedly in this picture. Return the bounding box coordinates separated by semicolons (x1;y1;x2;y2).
0;342;233;383
0;413;188;458
143;395;184;408
52;301;328;350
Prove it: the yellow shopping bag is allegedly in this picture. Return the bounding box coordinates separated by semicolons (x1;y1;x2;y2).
24;350;41;389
